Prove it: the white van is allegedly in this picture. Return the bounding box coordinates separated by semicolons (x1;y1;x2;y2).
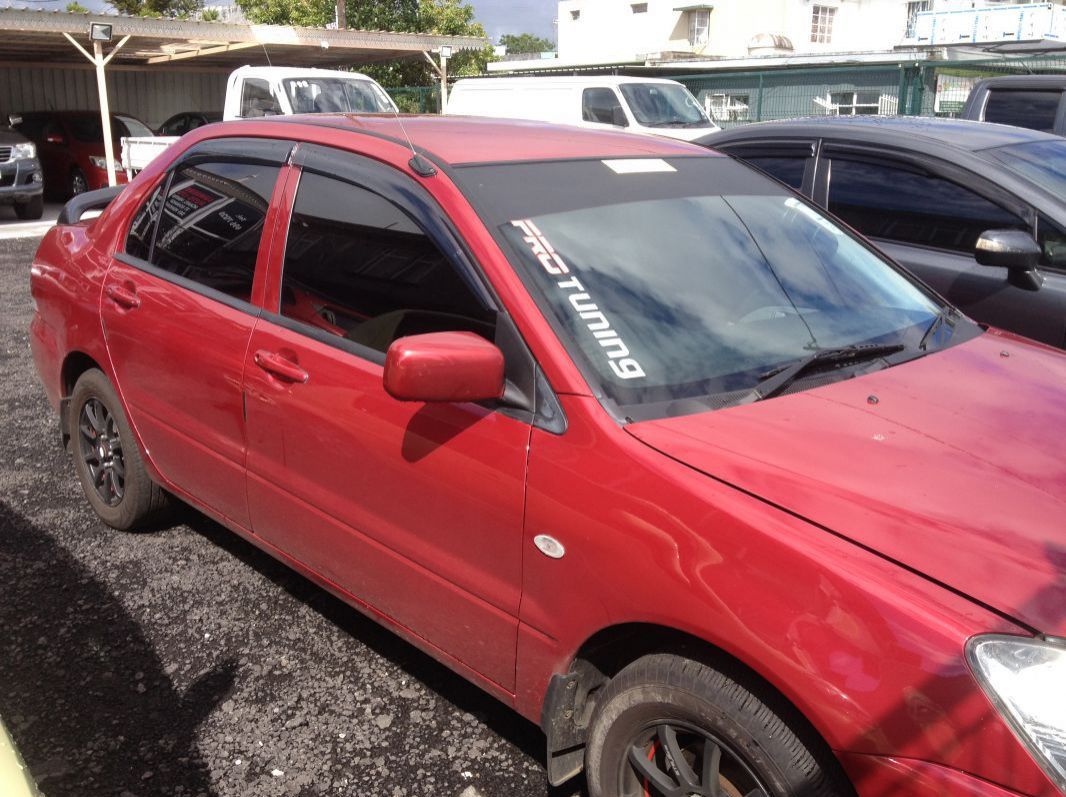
445;76;720;141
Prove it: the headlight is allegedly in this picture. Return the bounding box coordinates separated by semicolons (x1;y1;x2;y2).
89;155;108;169
968;635;1066;793
12;141;35;160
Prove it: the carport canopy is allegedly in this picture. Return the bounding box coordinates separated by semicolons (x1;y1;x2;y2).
0;7;486;69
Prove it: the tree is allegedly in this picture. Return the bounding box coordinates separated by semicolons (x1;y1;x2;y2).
65;1;90;11
108;0;200;18
499;33;554;54
234;0;493;87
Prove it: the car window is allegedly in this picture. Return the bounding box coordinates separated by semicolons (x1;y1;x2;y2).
582;88;626;126
241;78;282;118
1037;214;1066;271
279;170;495;355
146;161;281;303
15;115;45;140
827;157;1026;252
125;181;166;260
742;156;808;191
160;115;189;136
984;90;1061;133
116;115;153;138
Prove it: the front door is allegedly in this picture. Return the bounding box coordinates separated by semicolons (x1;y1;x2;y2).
821;148;1066;347
101;141;289;527
244;148;530;690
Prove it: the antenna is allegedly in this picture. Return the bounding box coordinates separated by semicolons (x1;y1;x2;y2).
392;99;436;177
260;42;272;67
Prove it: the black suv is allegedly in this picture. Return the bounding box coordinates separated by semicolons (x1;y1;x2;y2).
962;75;1066;135
0;115;43;220
700;116;1066;349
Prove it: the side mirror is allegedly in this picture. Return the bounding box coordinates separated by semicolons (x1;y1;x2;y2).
975;230;1044;291
8;114;22;127
611;106;629;127
383;331;505;403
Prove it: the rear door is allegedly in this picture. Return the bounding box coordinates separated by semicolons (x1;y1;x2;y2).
243;144;532;690
817;146;1066;347
102;137;291;526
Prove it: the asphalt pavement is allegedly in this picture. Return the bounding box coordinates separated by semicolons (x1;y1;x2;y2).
0;233;581;797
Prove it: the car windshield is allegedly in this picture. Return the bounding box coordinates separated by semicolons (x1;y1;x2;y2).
986;139;1066;197
618;83;714;128
283;77;397;114
116;115;153;137
455;157;949;419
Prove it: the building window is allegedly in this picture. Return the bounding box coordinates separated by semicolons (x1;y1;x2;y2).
689;9;710;46
810;5;835;44
570;9;580;20
703;92;750;122
829;91;882;116
631;2;648;12
905;1;931;37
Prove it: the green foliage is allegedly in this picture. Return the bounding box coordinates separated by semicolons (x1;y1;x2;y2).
499;32;554;54
200;6;221;20
108;0;201;18
234;0;494;87
65;1;90;12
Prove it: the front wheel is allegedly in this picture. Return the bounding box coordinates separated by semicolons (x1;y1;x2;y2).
69;167;88;198
14;194;43;220
585;654;847;797
69;369;171;530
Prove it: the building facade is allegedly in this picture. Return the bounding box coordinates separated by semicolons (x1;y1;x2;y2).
555;0;1065;64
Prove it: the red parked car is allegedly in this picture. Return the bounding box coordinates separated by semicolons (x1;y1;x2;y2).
29;115;1066;797
15;111;152;198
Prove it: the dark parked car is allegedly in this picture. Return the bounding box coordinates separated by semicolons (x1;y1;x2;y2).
156;110;221;136
702;116;1066;348
29;115;1066;797
0;115;43;219
15;111;153;199
962;75;1066;135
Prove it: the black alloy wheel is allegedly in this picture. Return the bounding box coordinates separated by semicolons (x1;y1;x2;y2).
77;397;125;506
625;721;768;797
70;168;88;197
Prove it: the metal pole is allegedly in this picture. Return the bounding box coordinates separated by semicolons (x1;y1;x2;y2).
93;40;117;187
440;53;448;113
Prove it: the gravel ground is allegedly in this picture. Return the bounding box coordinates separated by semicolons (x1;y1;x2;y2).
0;234;580;797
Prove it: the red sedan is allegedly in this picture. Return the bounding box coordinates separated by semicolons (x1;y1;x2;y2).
29;115;1066;797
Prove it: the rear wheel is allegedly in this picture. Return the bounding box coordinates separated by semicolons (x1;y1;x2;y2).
69;167;88;198
585;654;847;797
14;194;43;220
69;369;171;530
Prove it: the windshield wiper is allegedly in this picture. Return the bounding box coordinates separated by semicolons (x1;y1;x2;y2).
739;343;905;404
918;308;958;351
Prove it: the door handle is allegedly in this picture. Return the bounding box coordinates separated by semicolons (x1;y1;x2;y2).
105;283;140;309
254;350;309;384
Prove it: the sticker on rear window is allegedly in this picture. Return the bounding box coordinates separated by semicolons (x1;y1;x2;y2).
602;159;676;175
510;219;646;381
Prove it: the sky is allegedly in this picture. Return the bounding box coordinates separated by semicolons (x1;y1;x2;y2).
469;0;557;44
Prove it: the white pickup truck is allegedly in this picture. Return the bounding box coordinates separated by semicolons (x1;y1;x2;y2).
121;65;398;175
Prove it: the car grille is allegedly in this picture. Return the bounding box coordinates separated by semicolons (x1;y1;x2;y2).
0;147;11;163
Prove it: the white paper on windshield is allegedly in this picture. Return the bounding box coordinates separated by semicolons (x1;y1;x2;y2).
602;159;676;175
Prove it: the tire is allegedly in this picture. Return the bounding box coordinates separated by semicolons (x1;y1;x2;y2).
585;654;847;797
69;167;88;198
14;194;43;220
69;369;171;530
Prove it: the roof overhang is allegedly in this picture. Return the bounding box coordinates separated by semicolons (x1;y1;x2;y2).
0;8;486;71
673;4;714;10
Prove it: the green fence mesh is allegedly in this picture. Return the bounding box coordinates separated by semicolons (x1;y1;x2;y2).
672;55;1066;128
386;85;441;114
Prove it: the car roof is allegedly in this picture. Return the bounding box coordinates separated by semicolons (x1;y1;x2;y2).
972;74;1066;90
705;115;1059;153
229;65;376;81
452;76;684;88
265;113;709;166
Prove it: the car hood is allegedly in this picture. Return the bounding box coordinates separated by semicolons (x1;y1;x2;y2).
627;331;1066;637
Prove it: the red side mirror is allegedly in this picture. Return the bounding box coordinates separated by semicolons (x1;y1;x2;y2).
384;331;505;403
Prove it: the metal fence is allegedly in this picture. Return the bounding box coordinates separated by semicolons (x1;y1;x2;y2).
673;55;1066;128
387;85;441;114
